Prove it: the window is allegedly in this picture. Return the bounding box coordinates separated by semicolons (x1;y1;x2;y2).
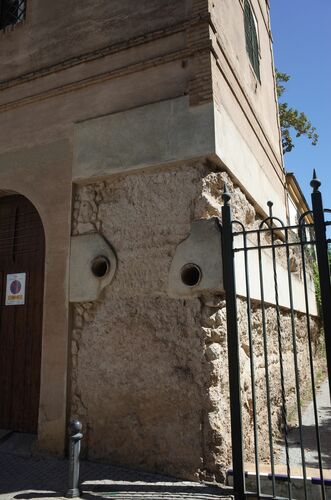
244;0;260;80
0;0;26;30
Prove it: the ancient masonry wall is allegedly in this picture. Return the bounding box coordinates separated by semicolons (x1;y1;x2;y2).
70;162;323;481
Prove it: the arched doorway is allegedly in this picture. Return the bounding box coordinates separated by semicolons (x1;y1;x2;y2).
0;194;45;433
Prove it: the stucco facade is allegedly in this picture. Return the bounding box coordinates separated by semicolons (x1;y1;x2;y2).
0;0;300;481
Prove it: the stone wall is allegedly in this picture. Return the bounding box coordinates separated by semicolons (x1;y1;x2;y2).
69;162;323;481
238;301;322;464
71;163;212;480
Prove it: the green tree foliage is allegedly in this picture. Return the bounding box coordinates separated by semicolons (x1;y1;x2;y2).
276;71;319;154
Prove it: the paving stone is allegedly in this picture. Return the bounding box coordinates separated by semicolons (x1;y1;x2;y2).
0;452;233;500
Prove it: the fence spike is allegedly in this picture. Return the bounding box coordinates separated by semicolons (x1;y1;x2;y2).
267;201;274;217
222;183;231;205
311;169;321;192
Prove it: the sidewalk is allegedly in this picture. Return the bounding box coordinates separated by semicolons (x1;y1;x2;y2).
280;378;331;470
0;445;232;500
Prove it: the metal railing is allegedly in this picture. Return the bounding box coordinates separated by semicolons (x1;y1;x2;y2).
222;172;331;500
0;0;25;30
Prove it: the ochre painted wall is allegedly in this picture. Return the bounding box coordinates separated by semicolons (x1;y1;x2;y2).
0;1;299;479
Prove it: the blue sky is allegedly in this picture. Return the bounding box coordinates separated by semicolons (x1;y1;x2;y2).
270;0;331;210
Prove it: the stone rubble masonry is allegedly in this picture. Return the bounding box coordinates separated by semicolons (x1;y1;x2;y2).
70;162;323;482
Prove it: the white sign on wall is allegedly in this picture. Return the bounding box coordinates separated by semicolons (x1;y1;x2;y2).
5;273;26;306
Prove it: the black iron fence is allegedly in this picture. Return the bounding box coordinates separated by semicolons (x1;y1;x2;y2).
222;172;331;500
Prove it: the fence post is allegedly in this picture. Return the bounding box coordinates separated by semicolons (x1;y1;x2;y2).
221;184;245;500
311;171;331;398
66;419;83;498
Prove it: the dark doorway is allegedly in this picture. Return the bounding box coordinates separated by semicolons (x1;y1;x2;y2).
0;195;45;433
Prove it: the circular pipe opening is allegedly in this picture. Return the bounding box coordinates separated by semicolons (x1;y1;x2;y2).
180;263;202;287
91;256;110;279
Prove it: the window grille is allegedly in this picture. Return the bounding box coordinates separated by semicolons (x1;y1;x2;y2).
244;0;260;80
0;0;26;30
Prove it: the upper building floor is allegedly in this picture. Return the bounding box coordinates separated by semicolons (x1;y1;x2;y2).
0;0;285;216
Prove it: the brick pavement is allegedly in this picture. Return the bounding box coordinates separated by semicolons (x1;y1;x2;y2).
0;452;233;500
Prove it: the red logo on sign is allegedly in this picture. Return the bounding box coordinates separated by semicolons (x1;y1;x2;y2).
10;280;22;295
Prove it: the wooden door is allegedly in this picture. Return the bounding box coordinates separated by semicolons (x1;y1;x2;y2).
0;195;45;433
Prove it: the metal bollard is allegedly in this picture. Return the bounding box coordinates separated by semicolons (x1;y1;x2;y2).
66;419;83;498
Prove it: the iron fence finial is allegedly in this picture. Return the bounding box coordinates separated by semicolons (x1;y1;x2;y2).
267;201;274;217
222;183;231;205
311;169;321;192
